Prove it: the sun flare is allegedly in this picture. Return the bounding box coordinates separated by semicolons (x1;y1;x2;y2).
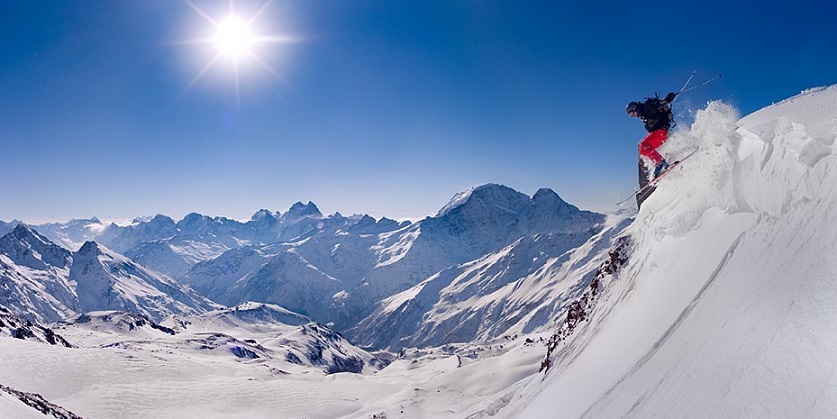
181;0;293;105
214;16;255;59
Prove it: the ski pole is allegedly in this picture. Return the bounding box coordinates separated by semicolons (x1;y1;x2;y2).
671;71;697;105
677;73;723;96
678;71;697;94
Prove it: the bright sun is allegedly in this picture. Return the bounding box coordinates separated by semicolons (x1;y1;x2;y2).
214;16;255;59
182;0;293;105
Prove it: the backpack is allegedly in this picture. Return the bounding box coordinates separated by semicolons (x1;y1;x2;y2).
641;95;675;131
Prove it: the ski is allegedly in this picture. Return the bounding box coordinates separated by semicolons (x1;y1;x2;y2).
617;147;700;206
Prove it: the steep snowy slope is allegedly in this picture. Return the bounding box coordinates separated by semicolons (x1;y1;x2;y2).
70;241;218;321
516;86;837;418
351;216;629;350
218;249;344;320
0;220;17;238
180;244;287;297
341;186;606;338
0;225;79;322
0;384;82;419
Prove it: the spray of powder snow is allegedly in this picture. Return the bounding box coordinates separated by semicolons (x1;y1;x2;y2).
638;101;741;237
638;86;837;235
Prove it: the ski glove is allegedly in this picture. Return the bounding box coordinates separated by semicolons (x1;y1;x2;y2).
664;92;676;103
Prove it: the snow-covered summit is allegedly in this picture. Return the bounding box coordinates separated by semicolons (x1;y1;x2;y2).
0;225;78;322
436;183;528;217
70;241;217;321
434;183;598;235
417;183;604;264
0;224;72;270
0;220;18;238
282;201;322;221
249;209;279;229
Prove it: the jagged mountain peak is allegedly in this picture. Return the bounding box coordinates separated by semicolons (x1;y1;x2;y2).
526;187;591;224
529;188;575;213
64;217;102;225
18;218;106;251
250;209;277;222
531;187;566;205
179;212;210;225
0;224;72;269
145;214;175;225
431;183;596;235
76;240;104;257
0;219;18;237
346;214;377;231
5;223;40;241
177;212;238;229
284;201;322;220
436;183;530;218
69;241;215;321
345;214;405;235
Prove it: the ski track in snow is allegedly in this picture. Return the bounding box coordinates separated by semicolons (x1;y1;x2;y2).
581;231;745;419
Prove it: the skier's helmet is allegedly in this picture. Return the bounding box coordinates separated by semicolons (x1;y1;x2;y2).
626;101;640;116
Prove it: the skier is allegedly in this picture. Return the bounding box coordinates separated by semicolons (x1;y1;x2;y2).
626;91;677;207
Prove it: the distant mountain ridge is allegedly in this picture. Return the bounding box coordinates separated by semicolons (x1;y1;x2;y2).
0;224;216;322
2;184;618;351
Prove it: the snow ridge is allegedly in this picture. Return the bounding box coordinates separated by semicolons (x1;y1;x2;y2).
70;241;217;321
0;305;72;347
0;384;83;419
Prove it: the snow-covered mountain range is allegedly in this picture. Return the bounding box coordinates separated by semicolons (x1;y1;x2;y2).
1;224;216;323
2;184;607;347
1;85;835;418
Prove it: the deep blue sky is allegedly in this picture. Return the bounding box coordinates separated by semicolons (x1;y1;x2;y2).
2;0;836;223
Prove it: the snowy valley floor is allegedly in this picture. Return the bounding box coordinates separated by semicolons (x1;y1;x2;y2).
0;331;546;419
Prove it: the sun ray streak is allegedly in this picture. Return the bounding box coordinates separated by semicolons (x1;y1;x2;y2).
234;60;242;111
247;50;284;83
185;53;222;92
249;0;275;25
184;0;219;27
253;35;298;44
